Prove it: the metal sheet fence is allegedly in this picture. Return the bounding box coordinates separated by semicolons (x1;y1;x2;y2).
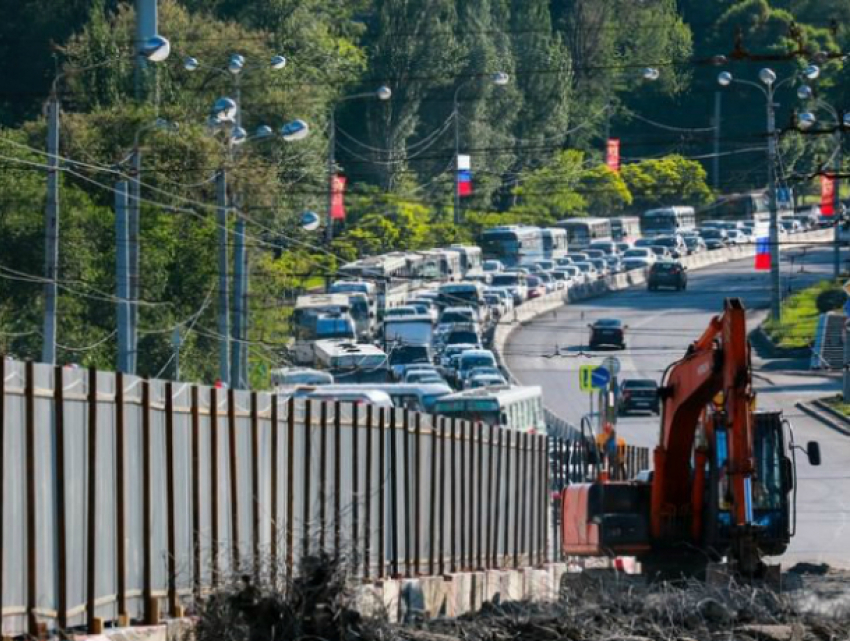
0;360;551;636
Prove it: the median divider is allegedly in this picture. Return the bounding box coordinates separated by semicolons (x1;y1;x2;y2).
491;229;832;437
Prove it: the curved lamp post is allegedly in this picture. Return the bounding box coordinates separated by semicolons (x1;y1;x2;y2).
326;86;392;242
41;36;171;366
453;73;510;225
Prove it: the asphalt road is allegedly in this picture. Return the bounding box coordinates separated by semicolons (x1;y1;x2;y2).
506;245;850;568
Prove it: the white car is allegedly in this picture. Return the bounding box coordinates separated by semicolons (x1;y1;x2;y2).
624;248;656;263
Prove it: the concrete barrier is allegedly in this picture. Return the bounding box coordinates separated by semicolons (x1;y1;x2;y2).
491;229;833;430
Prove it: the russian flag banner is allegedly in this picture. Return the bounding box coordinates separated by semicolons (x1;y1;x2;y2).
755;236;770;270
457;154;472;197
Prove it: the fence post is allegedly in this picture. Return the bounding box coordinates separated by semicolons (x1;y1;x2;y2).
378;407;386;578
450;418;457;573
492;427;504;568
439;417;447;576
528;431;537;569
402;410;411;578
210;386;220;586
334;401;342;557
285;398;295;582
351;403;360;571
142;379;154;623
250;391;260;578
53;365;68;630
364;404;373;579
538;434;547;566
270;393;280;588
390;409;400;578
476;423;484;570
191;385;201;600
413;412;421;577
164;381;177;617
319;401;328;553
25;361;37;636
485;425;496;569
513;431;521;568
459;420;466;571
428;416;439;576
227;389;240;573
302;400;313;562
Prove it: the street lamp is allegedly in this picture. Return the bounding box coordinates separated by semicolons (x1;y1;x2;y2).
41;37;171;366
795;78;847;278
453;72;510;225
717;67;806;322
207;97;311;388
326;86;392;242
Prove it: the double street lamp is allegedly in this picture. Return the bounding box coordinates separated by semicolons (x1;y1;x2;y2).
453;72;510;225
208;90;311;388
795;81;850;279
717;65;820;321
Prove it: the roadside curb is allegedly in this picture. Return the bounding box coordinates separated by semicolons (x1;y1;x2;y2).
795;400;850;437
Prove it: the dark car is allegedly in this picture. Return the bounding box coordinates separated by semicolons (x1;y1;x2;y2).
619;378;659;415
589;318;626;350
683;235;706;254
647;260;687;291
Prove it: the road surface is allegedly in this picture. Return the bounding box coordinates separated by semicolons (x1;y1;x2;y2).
506;246;850;568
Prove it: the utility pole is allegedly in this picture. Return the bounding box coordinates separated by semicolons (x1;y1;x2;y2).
128;148;141;373
766;89;782;321
115;181;131;373
134;0;158;100
231;214;246;389
712;92;722;192
42;91;60;365
216;169;230;386
453;93;461;225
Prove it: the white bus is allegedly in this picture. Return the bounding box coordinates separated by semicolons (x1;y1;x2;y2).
313;340;388;382
448;245;483;277
431;386;546;434
292;294;353;365
540;227;569;261
640;206;696;237
609;216;641;243
555;218;613;250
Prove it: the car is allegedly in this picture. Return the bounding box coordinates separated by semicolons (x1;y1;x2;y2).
555;256;574;267
456;349;498;386
791;213;816;231
438;343;479;370
466;366;503;380
535;271;559;292
725;229;747;245
780;218;802;234
647;260;688;291
589;241;621;257
634;238;655;248
684;235;706;254
385;305;421;318
605;254;623;273
699;228;729;250
404;368;441;383
623;247;655;262
490;273;528;305
619;378;660;415
584;248;605;260
565;252;590;263
649;245;673;260
572;261;598;284
467;373;508;389
652;235;686;258
589;318;626;350
525;274;547;298
531;259;556;272
483;292;507;319
407;298;439;323
616;241;632;254
622;257;653;271
388;344;432;381
554;265;581;285
482;259;504;273
589;257;609;278
485;286;514;312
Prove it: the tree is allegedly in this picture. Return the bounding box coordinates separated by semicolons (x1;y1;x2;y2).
620;155;713;209
577;165;633;216
510;150;588;221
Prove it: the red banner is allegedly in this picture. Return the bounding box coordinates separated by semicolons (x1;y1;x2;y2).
606;139;620;173
821;174;835;216
331;175;346;220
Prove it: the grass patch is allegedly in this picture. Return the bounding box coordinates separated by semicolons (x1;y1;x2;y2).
822;395;850;416
763;280;843;348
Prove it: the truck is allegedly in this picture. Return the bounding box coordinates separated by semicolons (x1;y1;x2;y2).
313;339;388;383
560;298;821;580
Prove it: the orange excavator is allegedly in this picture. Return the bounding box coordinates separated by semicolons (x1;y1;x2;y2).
561;298;821;578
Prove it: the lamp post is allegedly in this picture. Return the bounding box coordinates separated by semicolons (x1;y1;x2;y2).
41;36;171;366
326;86;392;243
186;54;289;387
718;67;811;321
796;75;847;278
453;72;509;225
208;95;310;388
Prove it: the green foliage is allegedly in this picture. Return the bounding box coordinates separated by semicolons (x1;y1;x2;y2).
764;280;842;348
620;155;713;210
511;150;588;220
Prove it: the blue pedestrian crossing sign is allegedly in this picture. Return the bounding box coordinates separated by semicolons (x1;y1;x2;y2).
579;365;611;391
